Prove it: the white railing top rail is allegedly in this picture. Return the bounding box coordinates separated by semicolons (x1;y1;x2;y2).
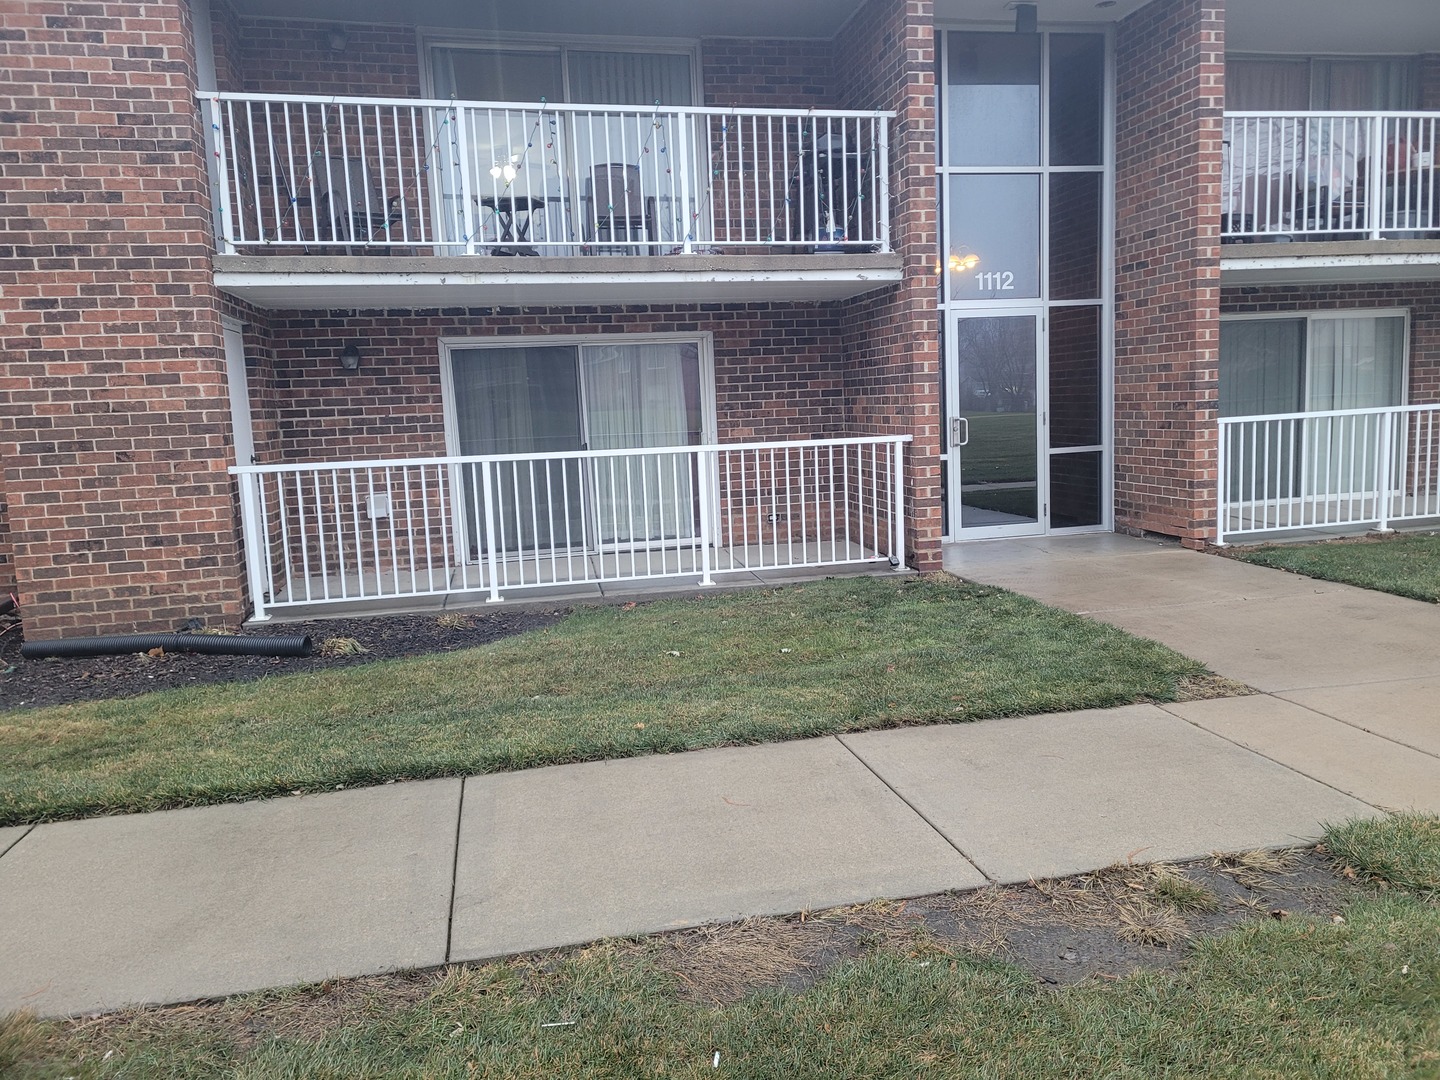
1224;110;1440;120
1219;403;1439;427
229;435;914;476
199;90;896;121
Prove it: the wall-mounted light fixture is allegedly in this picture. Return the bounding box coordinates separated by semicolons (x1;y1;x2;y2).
338;343;362;373
1013;2;1038;33
327;27;349;53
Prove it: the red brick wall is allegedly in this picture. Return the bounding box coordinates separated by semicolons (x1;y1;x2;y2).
1220;283;1440;404
233;18;420;98
831;0;941;568
701;38;835;107
252;305;845;462
1113;0;1224;546
0;0;246;638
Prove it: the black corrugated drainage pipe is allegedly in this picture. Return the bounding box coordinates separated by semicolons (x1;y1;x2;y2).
20;633;312;660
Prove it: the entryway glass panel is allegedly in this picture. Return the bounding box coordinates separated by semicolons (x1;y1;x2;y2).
954;315;1041;532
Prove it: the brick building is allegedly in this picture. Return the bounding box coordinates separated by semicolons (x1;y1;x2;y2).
2;0;1438;638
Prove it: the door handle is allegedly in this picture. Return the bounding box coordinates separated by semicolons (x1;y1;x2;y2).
951;417;970;447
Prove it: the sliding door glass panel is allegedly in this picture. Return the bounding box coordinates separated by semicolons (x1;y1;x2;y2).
1048;173;1102;300
567;52;692;105
431;49;566;242
946;32;1041;167
1219;319;1304;503
948;174;1041;300
451;345;584;553
955;316;1039;529
1049;34;1105;167
1049;451;1103;528
1219;319;1304;417
582;342;702;543
1048;306;1102;448
1305;315;1406;496
1306;316;1405;411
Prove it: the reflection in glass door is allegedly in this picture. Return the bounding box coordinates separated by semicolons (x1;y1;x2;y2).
951;315;1041;535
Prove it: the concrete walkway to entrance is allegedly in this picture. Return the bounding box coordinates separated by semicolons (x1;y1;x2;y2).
2;536;1436;1018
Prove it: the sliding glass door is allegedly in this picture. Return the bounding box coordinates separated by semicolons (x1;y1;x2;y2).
449;339;707;554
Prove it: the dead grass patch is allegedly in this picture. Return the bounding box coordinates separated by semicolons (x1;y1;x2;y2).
1172;673;1256;701
1210;848;1298;890
654;917;844;1005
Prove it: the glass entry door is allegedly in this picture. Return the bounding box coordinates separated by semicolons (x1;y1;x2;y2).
949;314;1043;536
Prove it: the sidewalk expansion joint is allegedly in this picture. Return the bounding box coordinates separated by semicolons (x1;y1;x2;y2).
0;824;36;863
832;734;994;885
1158;699;1391;813
1269;695;1440;762
444;779;467;964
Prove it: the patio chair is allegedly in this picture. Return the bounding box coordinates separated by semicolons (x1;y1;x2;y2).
316;156;403;249
583;163;656;252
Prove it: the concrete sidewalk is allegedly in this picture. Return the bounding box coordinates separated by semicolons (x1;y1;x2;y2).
2;535;1436;1018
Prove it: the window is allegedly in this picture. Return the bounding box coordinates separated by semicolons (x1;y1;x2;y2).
1227;56;1419;111
1220;311;1408;418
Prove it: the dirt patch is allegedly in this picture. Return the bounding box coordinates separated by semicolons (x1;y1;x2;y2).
1170;673;1256;701
0;608;568;711
53;846;1369;1055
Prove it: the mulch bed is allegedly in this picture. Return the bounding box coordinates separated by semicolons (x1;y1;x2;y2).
0;607;569;711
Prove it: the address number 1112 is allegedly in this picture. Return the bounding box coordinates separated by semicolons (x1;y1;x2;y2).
975;271;1015;290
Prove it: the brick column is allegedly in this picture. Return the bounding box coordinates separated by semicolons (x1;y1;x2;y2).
833;0;942;570
1112;0;1225;546
0;0;245;637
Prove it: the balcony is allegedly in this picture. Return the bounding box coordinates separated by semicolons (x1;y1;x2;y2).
1217;404;1440;543
203;92;900;309
1221;112;1440;286
232;435;909;619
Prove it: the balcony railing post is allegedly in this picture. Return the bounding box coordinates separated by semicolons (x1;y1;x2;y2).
890;437;906;568
481;459;502;602
453;105;477;255
696;447;715;585
234;469;269;621
678;108;695;254
205;95;236;254
1376;408;1395;532
876;114;891;253
1367;114;1386;239
1216;419;1228;546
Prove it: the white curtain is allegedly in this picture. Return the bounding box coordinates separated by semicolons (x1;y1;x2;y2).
582;343;700;542
1307;316;1405;410
1305;316;1406;497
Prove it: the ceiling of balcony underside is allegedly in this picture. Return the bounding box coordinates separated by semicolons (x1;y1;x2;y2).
1227;0;1439;55
231;0;1155;39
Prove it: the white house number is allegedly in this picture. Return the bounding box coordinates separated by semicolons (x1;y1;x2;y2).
976;271;1015;291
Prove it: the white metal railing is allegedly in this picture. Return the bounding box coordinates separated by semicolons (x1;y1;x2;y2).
202;92;892;256
1217;404;1440;543
1222;112;1440;241
232;436;909;618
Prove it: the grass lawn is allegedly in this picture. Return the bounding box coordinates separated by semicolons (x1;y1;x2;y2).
0;575;1207;827
1232;532;1440;603
959;412;1035;484
4;813;1437;1079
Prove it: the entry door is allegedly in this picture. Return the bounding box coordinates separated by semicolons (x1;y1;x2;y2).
948;312;1044;537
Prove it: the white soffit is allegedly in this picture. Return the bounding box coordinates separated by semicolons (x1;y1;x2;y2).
1226;0;1440;55
212;268;903;310
1222;252;1440;288
232;0;866;39
933;0;1153;27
